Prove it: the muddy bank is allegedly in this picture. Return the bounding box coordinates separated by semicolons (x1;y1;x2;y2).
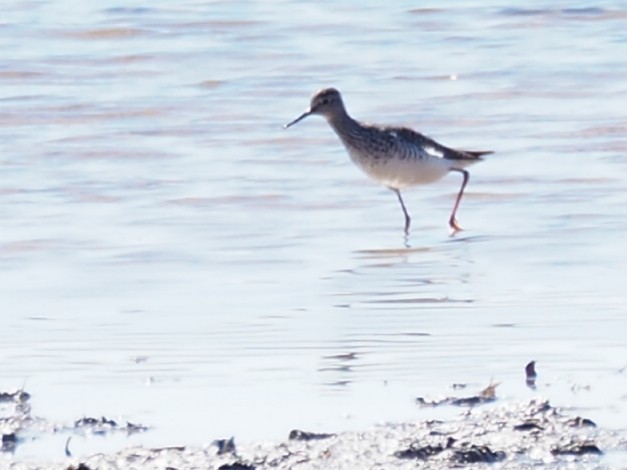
5;398;626;469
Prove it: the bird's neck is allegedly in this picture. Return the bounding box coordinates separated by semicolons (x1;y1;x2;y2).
326;109;361;142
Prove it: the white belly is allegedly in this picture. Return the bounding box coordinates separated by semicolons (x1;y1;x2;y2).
346;146;451;189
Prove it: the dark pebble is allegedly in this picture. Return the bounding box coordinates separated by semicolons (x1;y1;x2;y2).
452;445;506;464
568;416;596;428
125;420;149;433
74;416;117;428
551;442;602;456
218;463;255;470
1;433;17;444
288;429;335;441
514;421;544;431
1;433;17;452
213;437;236;455
0;390;31;403
395;443;444;460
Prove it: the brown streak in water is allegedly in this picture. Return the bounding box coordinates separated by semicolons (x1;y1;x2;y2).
355;247;433;257
109;54;155;64
56;28;149;39
0;71;46;79
573;125;627;138
198;80;224;89
407;8;442;14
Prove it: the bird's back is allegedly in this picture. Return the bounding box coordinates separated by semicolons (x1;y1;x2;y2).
328;115;491;188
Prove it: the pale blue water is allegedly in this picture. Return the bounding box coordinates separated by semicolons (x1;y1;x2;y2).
1;0;627;462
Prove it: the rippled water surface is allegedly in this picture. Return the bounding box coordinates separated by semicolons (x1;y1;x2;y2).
2;0;627;462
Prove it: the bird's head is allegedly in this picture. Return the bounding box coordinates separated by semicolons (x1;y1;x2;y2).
284;88;344;128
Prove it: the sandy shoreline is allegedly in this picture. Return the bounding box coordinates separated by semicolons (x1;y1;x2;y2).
4;398;625;470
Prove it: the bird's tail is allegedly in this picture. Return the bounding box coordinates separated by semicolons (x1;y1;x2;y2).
446;149;492;169
459;150;493;160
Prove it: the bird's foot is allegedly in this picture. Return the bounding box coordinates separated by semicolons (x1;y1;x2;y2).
449;217;464;233
403;220;411;237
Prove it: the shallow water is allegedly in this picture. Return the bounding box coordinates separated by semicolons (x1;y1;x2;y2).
1;0;627;463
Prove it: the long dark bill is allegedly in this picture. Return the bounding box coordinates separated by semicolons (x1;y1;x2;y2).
284;110;311;129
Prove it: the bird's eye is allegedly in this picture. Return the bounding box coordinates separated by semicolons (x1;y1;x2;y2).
321;98;329;105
